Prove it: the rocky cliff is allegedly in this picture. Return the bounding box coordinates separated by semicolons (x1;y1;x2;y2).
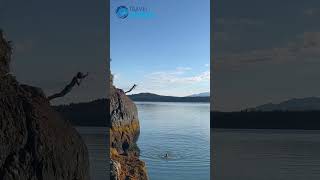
0;30;11;74
110;83;148;180
0;31;90;180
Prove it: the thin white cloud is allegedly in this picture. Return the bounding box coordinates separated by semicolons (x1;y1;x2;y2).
176;66;192;72
113;73;120;81
148;68;210;84
179;71;210;83
150;66;191;77
132;69;210;96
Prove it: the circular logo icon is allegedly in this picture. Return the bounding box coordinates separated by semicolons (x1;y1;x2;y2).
116;6;129;19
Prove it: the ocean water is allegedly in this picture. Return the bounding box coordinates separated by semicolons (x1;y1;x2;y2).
135;102;210;180
213;129;320;180
76;127;108;180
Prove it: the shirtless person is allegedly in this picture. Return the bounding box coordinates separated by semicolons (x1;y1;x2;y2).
48;72;88;100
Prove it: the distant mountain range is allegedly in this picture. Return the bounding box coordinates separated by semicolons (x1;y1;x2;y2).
213;97;320;130
54;93;209;126
246;97;320;111
128;93;209;102
54;95;320;129
188;92;210;97
54;99;108;127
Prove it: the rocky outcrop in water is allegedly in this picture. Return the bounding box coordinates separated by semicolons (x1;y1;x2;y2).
110;82;148;180
0;31;90;180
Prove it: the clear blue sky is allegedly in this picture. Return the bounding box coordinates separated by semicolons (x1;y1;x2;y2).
111;0;210;96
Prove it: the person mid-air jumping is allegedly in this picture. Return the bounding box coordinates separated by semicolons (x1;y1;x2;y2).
48;72;88;100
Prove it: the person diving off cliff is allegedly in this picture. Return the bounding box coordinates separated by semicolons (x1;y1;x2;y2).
125;84;137;94
48;72;89;100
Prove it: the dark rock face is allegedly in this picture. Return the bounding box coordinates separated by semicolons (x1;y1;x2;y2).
0;32;90;180
110;86;140;154
110;85;148;180
0;30;11;74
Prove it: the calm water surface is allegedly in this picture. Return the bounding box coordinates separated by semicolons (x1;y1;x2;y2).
77;127;108;180
213;129;320;180
136;102;210;180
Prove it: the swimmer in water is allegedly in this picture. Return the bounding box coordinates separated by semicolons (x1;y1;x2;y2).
163;153;169;159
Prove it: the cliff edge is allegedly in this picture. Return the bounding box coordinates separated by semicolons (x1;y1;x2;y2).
110;80;148;180
0;31;90;180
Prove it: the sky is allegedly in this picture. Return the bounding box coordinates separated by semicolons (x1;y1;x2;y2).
110;0;210;97
1;0;107;105
3;0;315;111
213;0;320;111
